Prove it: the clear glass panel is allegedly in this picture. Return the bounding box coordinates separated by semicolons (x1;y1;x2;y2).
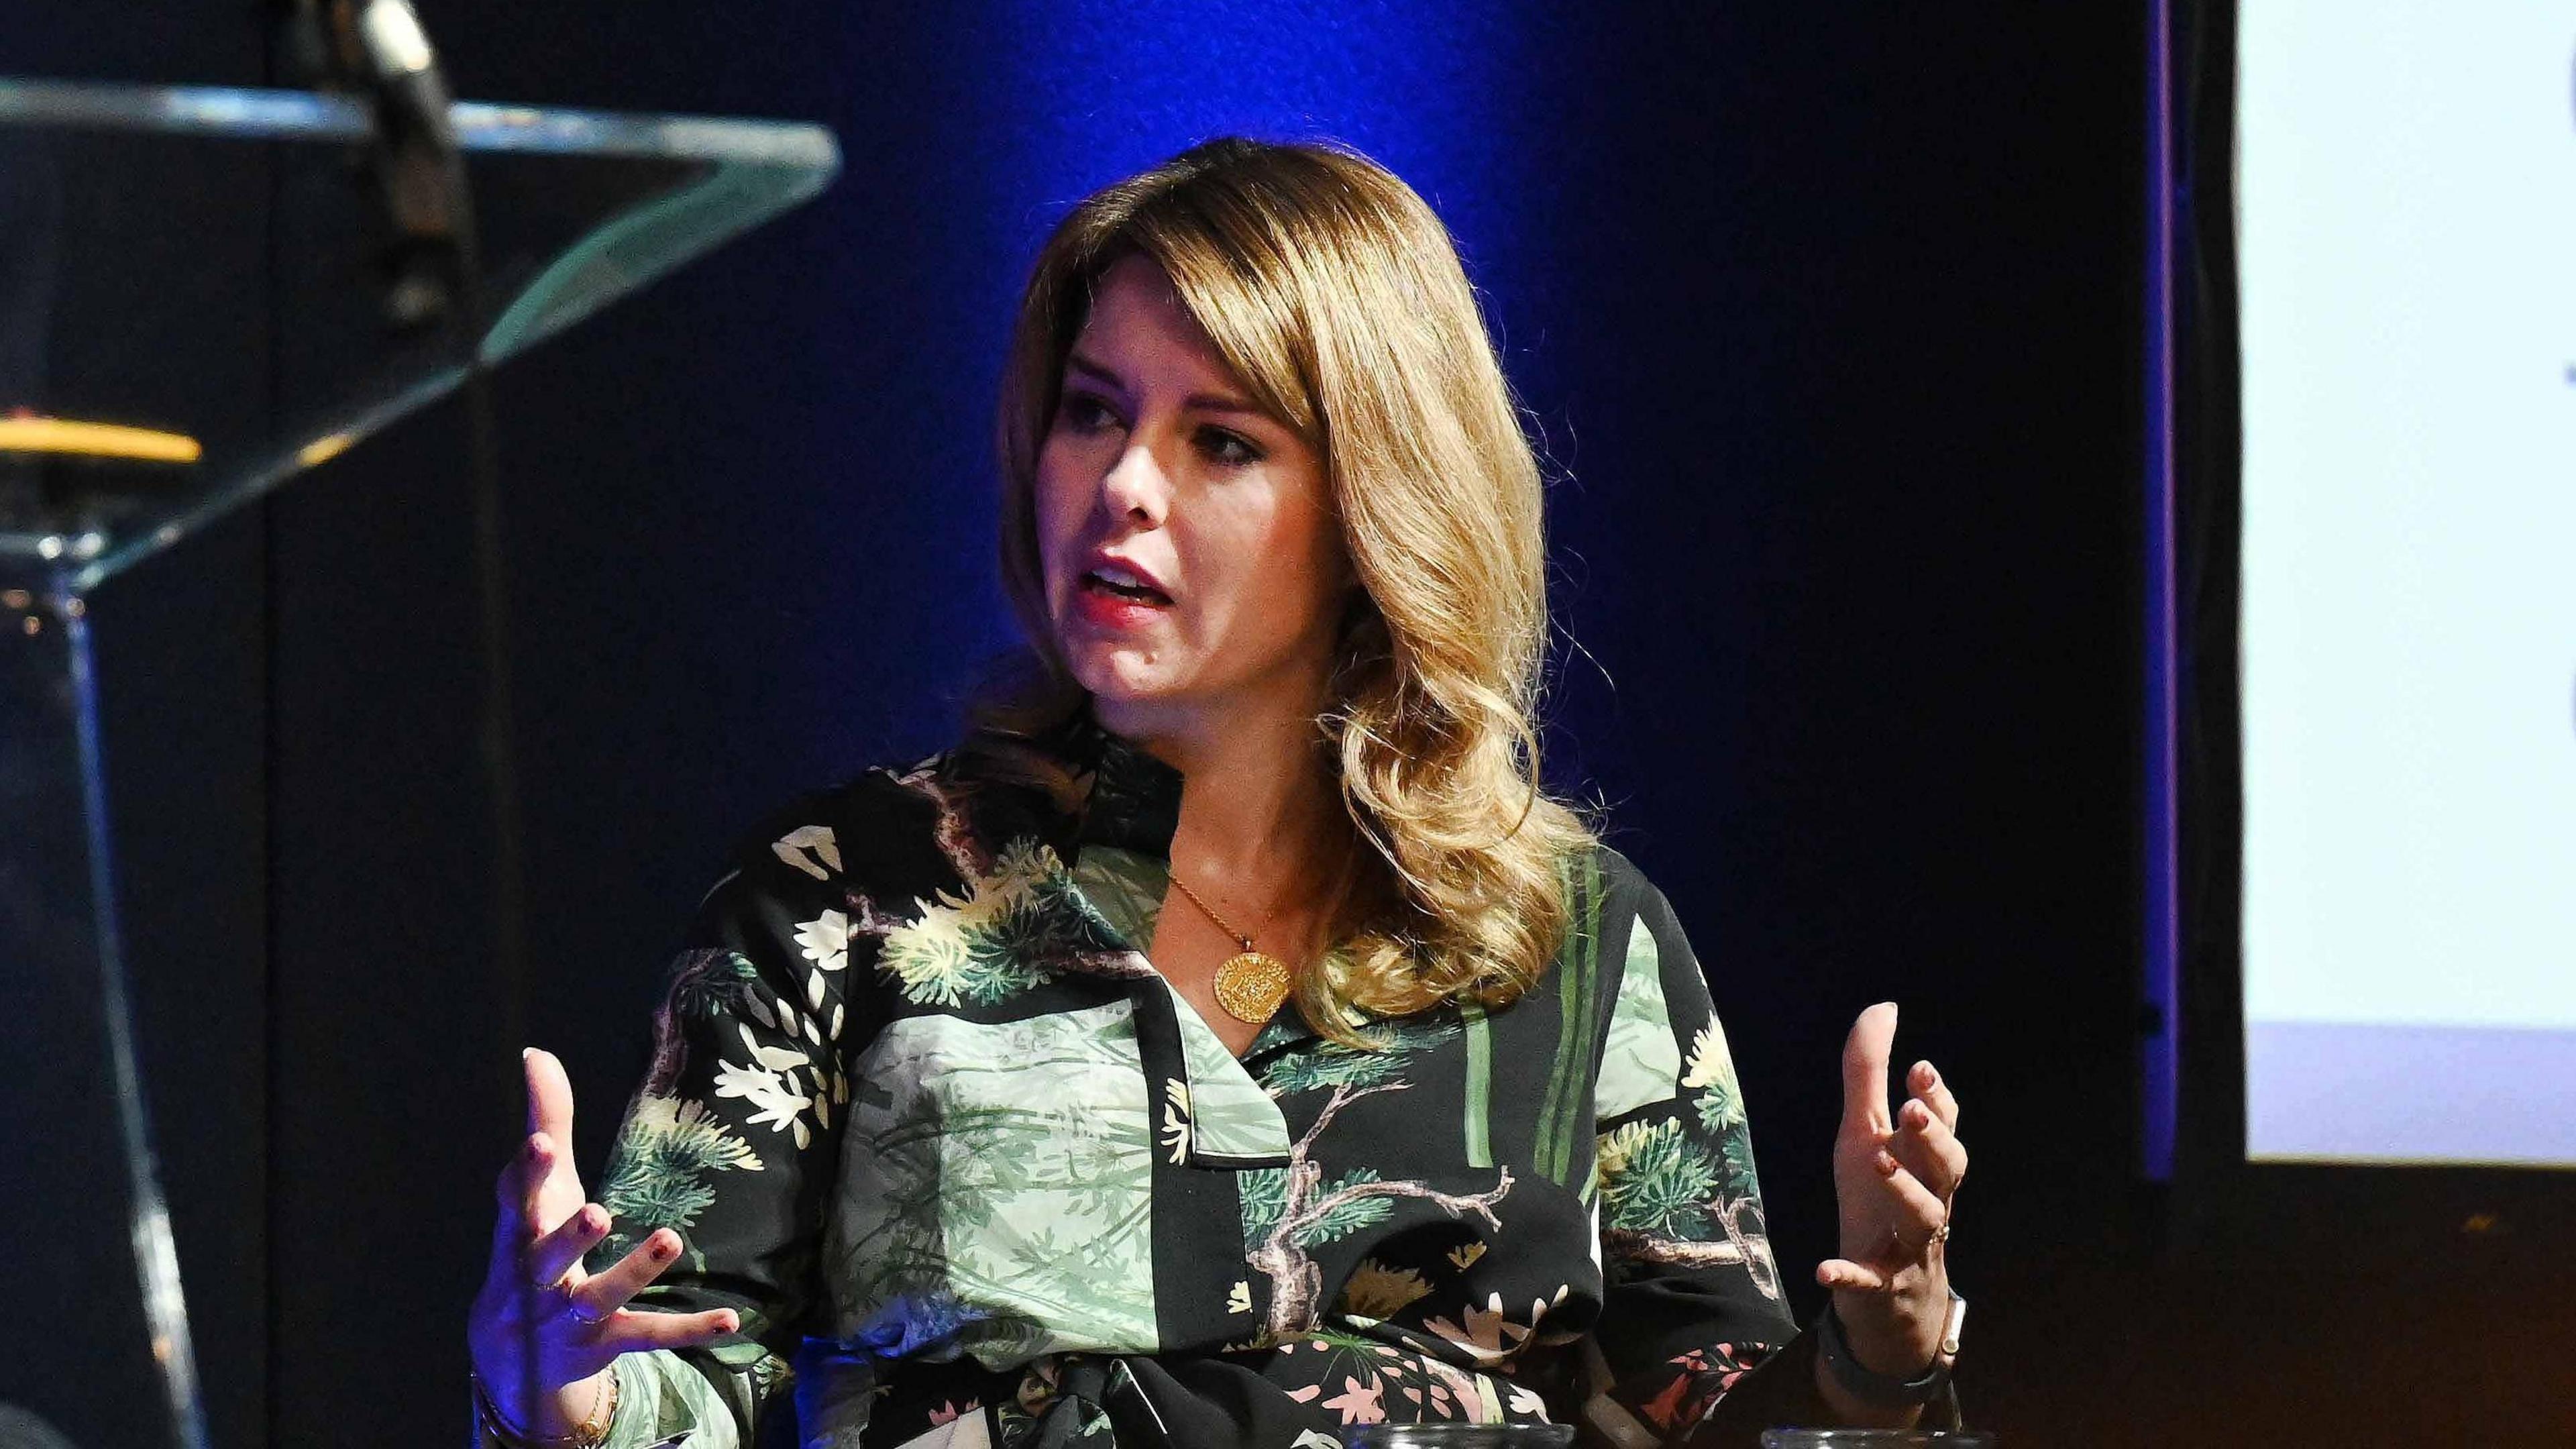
0;79;836;1446
0;79;838;590
0;580;199;1446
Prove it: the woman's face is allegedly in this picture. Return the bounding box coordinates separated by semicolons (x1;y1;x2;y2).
1035;252;1352;734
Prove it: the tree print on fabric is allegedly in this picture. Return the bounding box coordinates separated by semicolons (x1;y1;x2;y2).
1255;1017;1463;1096
1244;1020;1509;1338
863;835;1159;1009
1682;1021;1746;1138
1595;1108;1779;1300
872;837;1067;1006
549;718;1839;1448
1597;1120;1722;1238
1593;963;1783;1302
824;1002;1161;1368
593;1095;763;1266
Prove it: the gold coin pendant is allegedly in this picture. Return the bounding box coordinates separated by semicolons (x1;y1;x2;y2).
1212;951;1293;1024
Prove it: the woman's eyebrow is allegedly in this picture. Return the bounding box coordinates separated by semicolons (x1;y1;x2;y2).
1065;352;1265;419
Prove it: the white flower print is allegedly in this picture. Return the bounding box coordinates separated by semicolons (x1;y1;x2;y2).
1422;1291;1535;1366
771;824;841;880
1680;1021;1734;1091
710;1058;783;1106
1680;1020;1748;1135
712;1024;826;1150
736;1022;809;1072
795;909;851;973
739;1073;815;1150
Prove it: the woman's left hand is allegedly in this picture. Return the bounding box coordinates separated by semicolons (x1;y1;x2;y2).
1817;1002;1966;1378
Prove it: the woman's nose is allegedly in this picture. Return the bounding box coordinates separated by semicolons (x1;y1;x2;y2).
1098;436;1172;526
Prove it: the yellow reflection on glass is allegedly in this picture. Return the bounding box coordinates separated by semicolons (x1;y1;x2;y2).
296;432;356;468
0;416;202;464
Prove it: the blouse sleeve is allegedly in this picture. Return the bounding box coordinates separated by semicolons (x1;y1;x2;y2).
1585;867;1963;1447
1582;869;1802;1443
522;798;872;1449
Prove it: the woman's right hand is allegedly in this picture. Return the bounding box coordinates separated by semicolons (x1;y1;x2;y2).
467;1048;742;1438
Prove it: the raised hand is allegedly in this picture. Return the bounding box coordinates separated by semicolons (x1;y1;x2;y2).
1817;1002;1966;1376
466;1048;740;1438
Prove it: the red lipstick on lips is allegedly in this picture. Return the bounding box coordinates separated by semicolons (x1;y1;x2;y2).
1071;553;1173;629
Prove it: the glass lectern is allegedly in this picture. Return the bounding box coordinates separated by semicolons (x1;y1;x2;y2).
0;78;837;1447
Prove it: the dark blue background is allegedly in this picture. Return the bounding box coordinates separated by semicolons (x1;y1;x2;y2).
13;4;2563;1446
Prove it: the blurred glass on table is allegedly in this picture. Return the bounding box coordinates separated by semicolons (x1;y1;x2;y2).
1343;1425;1576;1448
1752;1423;1988;1433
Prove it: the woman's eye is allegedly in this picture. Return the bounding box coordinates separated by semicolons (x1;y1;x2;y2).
1200;428;1261;468
1059;393;1120;433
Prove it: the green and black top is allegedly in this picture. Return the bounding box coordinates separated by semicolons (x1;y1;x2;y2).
548;709;1865;1449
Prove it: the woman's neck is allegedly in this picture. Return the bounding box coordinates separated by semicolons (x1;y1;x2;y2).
1095;677;1346;904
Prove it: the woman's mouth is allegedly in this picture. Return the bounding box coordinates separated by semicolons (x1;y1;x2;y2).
1072;566;1173;627
1081;564;1173;605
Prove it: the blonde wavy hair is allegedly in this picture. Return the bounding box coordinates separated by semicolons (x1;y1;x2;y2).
973;136;1595;1042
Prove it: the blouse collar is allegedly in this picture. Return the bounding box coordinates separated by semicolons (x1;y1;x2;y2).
1056;705;1187;860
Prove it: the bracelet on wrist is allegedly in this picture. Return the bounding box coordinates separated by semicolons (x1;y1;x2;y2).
1813;1289;1964;1411
471;1362;619;1449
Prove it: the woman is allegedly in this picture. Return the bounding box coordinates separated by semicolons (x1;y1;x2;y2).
466;137;1969;1449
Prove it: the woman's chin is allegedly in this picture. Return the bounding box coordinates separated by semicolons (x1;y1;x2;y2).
1062;647;1183;707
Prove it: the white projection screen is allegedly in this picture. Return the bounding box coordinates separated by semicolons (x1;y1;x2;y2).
2236;2;2576;1165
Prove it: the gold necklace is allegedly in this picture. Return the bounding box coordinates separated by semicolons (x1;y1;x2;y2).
1166;871;1295;1024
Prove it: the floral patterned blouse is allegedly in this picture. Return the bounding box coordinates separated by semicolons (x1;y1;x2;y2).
540;710;1868;1449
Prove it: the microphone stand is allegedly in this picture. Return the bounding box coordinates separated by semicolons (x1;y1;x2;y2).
273;4;537;1434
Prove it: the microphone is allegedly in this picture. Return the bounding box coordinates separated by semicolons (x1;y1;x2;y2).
277;0;470;331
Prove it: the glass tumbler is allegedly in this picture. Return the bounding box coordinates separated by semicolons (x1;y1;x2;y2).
1752;1423;1988;1433
1342;1426;1578;1448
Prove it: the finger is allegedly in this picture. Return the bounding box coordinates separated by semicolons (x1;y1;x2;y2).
524;1202;611;1289
494;1124;549;1218
525;1047;576;1155
1839;1002;1898;1134
486;1132;555;1289
1890;1101;1968;1203
520;1131;566;1237
1816;1257;1890;1294
1863;1151;1951;1251
1908;1059;1960;1134
602;1306;743;1354
573;1228;686;1321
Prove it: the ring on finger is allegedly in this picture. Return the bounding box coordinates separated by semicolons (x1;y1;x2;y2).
564;1295;612;1328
